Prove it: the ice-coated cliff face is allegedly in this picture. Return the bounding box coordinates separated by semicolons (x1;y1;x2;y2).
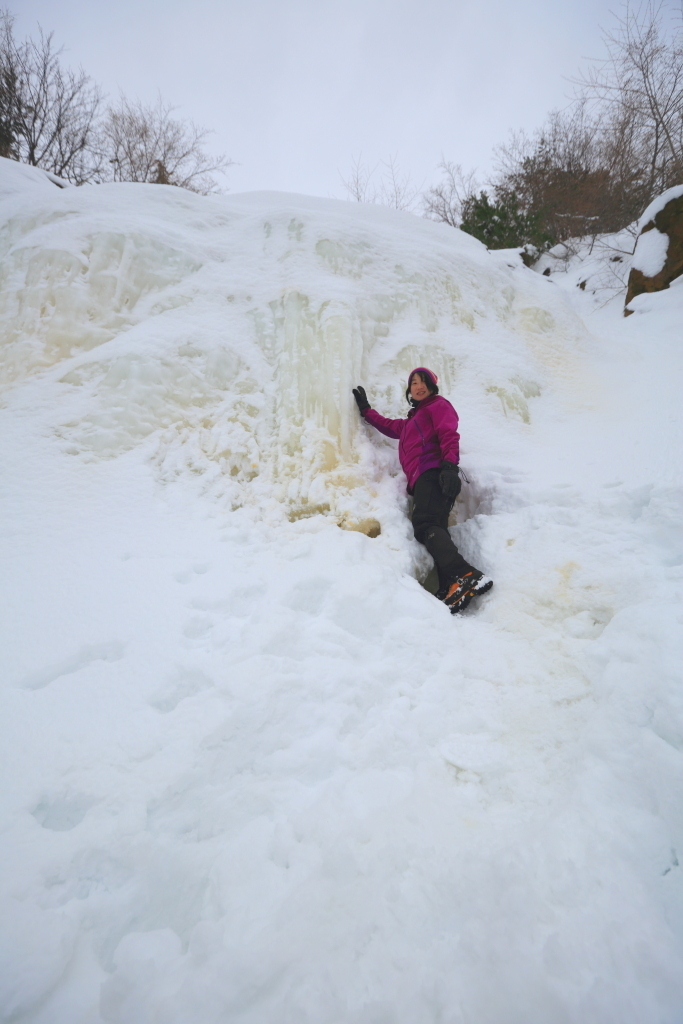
2;158;681;1024
0;156;586;527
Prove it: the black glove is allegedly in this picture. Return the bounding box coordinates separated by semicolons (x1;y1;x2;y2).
352;385;370;413
439;461;461;499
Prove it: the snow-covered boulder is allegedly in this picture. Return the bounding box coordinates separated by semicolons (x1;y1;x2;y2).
625;184;683;314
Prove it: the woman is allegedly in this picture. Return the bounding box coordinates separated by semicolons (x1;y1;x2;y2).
353;367;493;614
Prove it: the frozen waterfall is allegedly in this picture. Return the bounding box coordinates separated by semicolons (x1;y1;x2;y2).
1;156;682;1024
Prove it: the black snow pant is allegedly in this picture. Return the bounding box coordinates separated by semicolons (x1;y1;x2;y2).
411;468;473;589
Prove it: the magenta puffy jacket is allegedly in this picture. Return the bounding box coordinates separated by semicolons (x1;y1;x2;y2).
363;392;460;492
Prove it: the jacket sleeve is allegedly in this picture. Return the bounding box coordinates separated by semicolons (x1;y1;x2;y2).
429;399;460;463
362;407;405;440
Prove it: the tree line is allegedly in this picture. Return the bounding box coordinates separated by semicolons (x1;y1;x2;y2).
346;2;682;261
2;3;681;259
0;9;231;193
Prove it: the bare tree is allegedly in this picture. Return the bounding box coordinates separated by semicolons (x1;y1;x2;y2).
0;12;234;193
574;0;683;195
340;154;422;211
0;10;103;182
423;160;479;226
427;3;681;250
493;103;640;240
0;58;20;158
340;154;379;203
375;155;422;211
484;3;682;246
98;94;232;194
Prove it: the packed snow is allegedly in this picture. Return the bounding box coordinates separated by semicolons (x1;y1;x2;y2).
632;227;670;278
0;155;682;1024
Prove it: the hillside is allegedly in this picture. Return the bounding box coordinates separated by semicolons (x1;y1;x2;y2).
1;157;681;1024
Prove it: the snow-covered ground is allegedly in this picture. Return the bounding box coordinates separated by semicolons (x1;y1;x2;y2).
1;157;681;1024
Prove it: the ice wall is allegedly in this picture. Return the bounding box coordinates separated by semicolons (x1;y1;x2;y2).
0;157;589;527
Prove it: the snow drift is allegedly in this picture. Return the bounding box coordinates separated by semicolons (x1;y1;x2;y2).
1;156;682;1024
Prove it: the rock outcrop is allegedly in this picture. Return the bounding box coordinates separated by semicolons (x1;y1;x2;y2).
625;186;683;314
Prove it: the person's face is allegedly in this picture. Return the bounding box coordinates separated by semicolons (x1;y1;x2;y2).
410;374;431;402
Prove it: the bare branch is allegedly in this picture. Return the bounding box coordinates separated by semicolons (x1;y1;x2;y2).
486;3;682;244
570;1;683;193
0;9;103;183
339;154;379;203
98;94;233;194
423;159;479;226
376;154;423;211
340;153;421;211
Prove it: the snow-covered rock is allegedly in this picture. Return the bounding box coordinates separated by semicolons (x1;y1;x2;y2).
626;184;683;314
0;159;682;1024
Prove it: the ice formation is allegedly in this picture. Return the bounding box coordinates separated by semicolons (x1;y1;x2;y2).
0;156;587;529
1;156;682;1024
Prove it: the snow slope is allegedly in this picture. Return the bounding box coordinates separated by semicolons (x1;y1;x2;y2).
1;157;682;1024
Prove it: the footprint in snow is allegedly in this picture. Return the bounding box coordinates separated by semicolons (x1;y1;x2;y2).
173;562;211;584
149;667;214;713
19;641;125;690
32;793;97;831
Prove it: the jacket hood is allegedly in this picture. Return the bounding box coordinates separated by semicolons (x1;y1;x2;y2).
408;367;439;390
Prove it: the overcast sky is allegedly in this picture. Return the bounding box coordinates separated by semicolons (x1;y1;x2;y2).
12;0;649;199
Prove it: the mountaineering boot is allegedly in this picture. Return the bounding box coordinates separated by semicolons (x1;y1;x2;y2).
436;568;468;602
440;571;493;614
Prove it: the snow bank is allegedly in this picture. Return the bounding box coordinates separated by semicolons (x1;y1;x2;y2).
1;160;682;1024
533;229;637;309
0;157;70;200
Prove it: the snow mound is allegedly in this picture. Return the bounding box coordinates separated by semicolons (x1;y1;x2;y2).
0;156;70;200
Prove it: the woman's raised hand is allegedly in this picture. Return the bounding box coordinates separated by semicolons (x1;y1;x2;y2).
352;385;370;413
